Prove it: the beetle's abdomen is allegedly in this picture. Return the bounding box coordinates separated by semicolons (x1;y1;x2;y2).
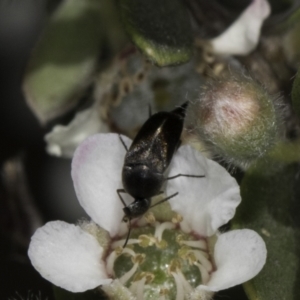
122;165;163;199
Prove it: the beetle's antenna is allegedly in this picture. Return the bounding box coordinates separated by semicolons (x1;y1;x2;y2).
123;218;131;248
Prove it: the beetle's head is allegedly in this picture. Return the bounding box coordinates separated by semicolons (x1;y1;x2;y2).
123;197;151;220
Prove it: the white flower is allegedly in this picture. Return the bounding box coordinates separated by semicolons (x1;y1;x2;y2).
28;133;267;299
211;0;271;56
45;105;109;158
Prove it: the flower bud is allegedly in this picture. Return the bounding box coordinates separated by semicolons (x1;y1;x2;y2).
185;73;283;168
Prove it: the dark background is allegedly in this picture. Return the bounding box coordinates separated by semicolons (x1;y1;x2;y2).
0;1;86;299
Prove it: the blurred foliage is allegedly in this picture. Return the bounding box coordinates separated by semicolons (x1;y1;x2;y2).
23;0;126;124
233;158;300;299
292;69;300;118
118;0;193;66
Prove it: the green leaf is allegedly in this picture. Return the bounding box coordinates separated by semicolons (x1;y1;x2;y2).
118;0;193;67
54;286;108;300
23;0;104;124
232;160;300;299
292;69;300;119
268;140;300;163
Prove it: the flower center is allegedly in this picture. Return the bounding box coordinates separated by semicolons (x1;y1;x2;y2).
105;215;213;300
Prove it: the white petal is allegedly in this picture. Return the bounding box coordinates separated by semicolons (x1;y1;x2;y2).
211;0;271;56
166;145;240;236
199;229;267;292
45;106;109;158
72;133;132;236
28;221;112;292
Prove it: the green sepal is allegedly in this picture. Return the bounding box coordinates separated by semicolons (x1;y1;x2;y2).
118;0;193;67
267;140;300;163
53;286;108;300
232;159;300;299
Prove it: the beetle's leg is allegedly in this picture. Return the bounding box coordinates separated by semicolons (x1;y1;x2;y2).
150;192;179;208
166;174;205;180
119;134;129;151
117;189;128;207
123;220;132;248
116;189;132;248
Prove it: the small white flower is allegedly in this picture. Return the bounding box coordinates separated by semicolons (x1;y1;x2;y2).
211;0;271;56
45;105;109;158
28;133;267;299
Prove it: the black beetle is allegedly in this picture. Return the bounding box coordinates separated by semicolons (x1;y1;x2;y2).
117;102;204;246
